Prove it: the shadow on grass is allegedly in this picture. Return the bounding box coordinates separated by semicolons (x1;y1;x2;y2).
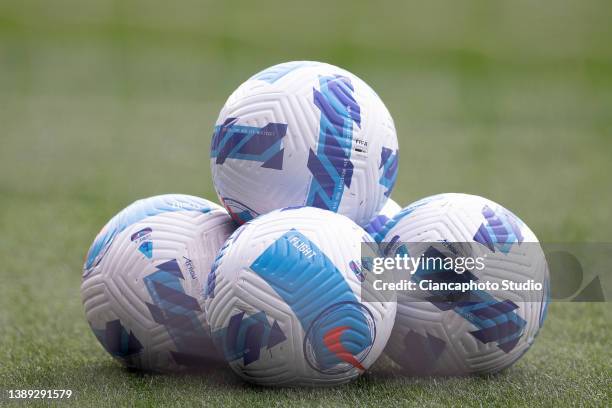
363;354;516;385
62;352;519;397
63;358;244;392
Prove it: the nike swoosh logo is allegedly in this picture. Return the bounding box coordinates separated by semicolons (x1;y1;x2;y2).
323;326;365;371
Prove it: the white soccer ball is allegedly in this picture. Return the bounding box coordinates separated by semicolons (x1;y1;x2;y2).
81;194;235;372
379;193;549;375
363;198;401;238
210;61;398;226
204;206;396;386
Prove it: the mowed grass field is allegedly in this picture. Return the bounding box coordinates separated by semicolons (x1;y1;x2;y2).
1;1;611;406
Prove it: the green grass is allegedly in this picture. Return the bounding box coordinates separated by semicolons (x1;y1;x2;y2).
1;0;611;406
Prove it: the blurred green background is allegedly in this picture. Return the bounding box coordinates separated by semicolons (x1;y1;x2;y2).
0;1;610;406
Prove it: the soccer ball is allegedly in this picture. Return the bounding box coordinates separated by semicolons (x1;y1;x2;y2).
81;194;235;372
363;198;401;238
379;193;549;375
210;61;398;226
204;206;396;386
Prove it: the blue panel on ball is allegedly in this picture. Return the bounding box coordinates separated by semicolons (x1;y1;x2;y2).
138;241;153;259
211;118;287;169
306;75;360;213
90;319;143;358
378;147;398;197
410;246;527;353
364;214;391;237
212;311;287;366
473;205;524;253
248;229;373;372
144;260;213;364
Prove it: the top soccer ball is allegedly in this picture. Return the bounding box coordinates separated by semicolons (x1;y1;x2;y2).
211;61;398;226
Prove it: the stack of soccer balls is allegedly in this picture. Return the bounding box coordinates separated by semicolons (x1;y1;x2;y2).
81;61;549;386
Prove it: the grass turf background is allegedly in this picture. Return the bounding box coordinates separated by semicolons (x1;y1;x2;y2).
0;0;611;406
